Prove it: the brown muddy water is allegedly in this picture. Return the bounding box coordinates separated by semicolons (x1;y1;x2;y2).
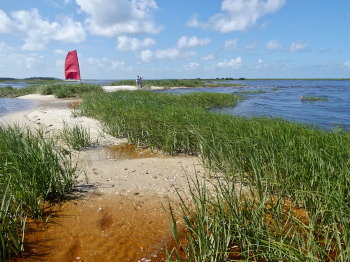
12;193;172;262
105;143;165;160
12;143;175;261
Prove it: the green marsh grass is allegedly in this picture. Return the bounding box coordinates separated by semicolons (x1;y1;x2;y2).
110;79;242;89
61;121;96;150
0;124;79;259
0;86;38;98
37;83;103;98
81;91;350;261
0;83;102;98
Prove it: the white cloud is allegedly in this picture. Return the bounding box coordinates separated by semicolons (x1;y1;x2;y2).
116;36;155;51
224;39;238;50
54;49;67;55
0;9;86;51
0;44;44;73
185;62;200;71
266;39;281;50
345;61;350;68
140;49;154;62
140;48;196;62
177;36;210;48
155;48;181;60
217;57;242;69
0;42;14;53
188;0;285;33
202;53;215;60
256;58;269;69
0;10;17;33
290;42;308;52
76;0;161;36
87;57;128;71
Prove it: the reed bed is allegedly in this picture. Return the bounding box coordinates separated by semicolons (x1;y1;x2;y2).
0;86;38;98
37;83;103;98
80;91;349;261
0;124;79;260
110;79;241;88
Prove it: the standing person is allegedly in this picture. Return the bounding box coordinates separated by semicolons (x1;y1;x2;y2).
136;75;139;88
139;76;142;88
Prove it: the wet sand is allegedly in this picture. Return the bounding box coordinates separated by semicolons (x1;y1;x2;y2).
2;91;212;261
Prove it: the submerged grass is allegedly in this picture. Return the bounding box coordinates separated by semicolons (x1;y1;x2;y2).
301;96;328;102
0;124;79;260
81;90;350;261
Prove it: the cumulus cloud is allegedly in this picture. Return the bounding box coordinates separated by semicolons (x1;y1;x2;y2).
140;48;196;62
0;43;44;73
202;53;215;60
224;39;238;50
76;0;161;36
266;39;281;50
290;42;308;52
345;61;350;68
188;0;285;33
87;57;129;71
0;9;86;51
177;36;210;48
217;57;242;69
0;10;17;33
140;49;154;62
116;36;155;51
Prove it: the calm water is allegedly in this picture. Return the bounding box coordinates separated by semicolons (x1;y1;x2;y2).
1;80;349;131
0;80;114;118
156;80;350;131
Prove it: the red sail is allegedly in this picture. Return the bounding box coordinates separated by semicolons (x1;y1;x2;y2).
65;50;81;80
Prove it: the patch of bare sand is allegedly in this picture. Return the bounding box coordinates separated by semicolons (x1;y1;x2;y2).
4;94;216;261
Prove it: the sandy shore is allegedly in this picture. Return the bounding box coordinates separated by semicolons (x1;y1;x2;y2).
2;91;210;198
1;90;213;261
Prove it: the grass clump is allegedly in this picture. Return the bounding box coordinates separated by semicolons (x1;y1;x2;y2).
81;90;349;261
0;124;79;259
301;96;328;101
0;86;38;98
37;83;103;98
60;122;96;150
0;83;102;98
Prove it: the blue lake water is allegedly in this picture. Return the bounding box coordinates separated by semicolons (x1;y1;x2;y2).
156;80;350;131
1;80;349;131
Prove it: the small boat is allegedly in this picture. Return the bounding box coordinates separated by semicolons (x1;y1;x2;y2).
65;50;81;81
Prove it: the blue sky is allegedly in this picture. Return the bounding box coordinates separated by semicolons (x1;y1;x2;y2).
0;0;349;79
